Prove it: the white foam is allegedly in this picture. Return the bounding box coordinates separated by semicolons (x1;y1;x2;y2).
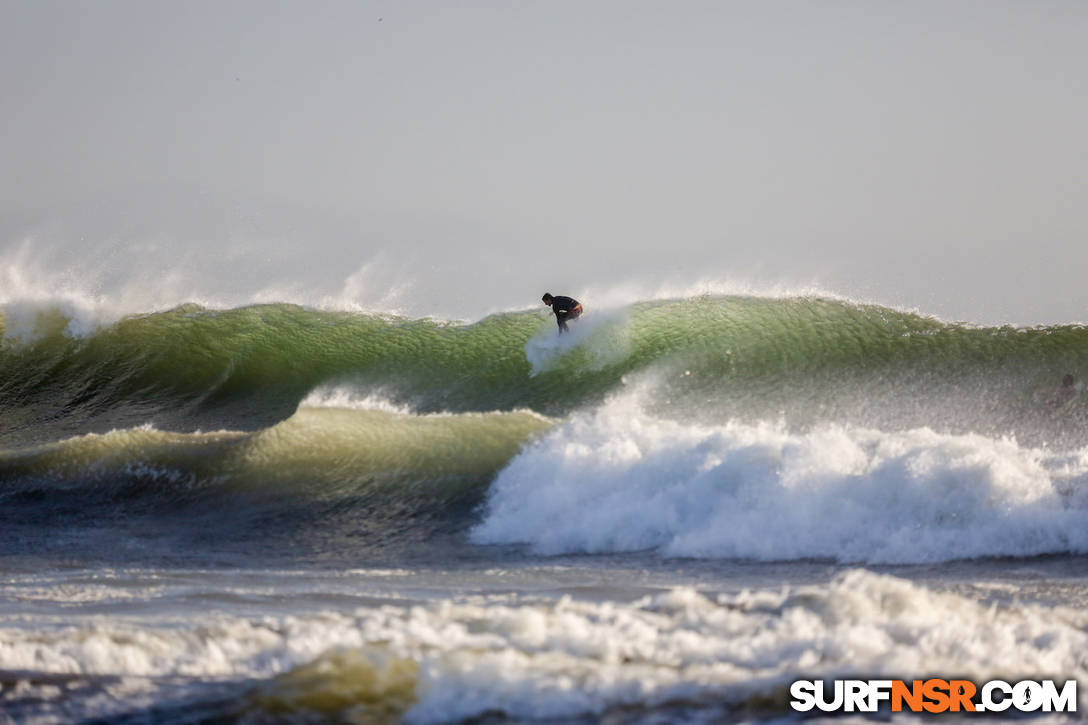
2;571;1087;722
472;392;1088;563
299;386;415;415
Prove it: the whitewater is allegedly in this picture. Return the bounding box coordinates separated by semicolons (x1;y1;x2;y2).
3;292;1088;723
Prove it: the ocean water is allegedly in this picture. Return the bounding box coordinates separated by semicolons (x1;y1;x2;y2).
3;295;1088;723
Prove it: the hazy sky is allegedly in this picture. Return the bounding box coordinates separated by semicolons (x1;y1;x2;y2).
2;0;1087;322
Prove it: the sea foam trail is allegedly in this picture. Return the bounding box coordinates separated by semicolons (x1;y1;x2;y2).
3;571;1087;722
472;394;1088;563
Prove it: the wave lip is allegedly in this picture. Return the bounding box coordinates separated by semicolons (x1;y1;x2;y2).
472;394;1088;564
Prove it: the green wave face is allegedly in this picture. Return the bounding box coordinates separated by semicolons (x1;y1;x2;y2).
0;408;550;496
0;407;553;558
2;296;1086;446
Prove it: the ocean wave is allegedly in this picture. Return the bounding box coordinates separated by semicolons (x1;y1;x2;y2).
0;407;551;519
3;296;1087;446
4;571;1087;722
473;393;1088;563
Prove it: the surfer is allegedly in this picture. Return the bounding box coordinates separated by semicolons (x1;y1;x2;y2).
542;293;583;334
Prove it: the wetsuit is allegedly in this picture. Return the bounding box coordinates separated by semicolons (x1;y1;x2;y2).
550;295;583;333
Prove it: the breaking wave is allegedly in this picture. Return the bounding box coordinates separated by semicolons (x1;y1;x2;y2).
473;393;1088;563
4;294;1088;564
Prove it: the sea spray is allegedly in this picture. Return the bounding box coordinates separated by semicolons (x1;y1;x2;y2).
524;305;631;376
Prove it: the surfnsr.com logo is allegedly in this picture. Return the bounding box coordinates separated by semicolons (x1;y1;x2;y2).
790;679;1077;714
